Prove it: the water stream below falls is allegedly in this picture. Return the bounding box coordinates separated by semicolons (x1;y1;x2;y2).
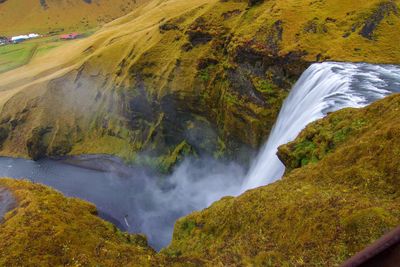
0;62;399;250
0;156;244;250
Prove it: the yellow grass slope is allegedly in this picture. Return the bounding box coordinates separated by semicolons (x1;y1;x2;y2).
0;178;159;266
0;0;216;102
0;0;148;36
0;0;219;160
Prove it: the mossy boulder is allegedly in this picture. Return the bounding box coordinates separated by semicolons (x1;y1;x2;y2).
277;109;370;171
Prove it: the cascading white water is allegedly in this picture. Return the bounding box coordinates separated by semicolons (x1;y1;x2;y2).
242;62;400;191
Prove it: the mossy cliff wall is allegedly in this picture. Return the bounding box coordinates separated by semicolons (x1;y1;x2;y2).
0;0;399;170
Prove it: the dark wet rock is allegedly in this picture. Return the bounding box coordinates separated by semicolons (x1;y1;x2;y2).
26;126;53;160
222;9;242;20
304;19;319;34
233;41;309;90
325;17;337;23
39;0;48;9
48;139;73;156
0;127;9;147
248;0;264;7
159;94;200;147
359;1;399;40
181;42;193;51
186;17;215;46
122;74;158;130
197;57;219;70
226;68;264;104
267;20;284;54
304;18;328;34
0;187;16;223
187;30;213;45
159;22;180;33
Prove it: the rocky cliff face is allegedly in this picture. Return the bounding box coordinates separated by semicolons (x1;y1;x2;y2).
0;0;399;171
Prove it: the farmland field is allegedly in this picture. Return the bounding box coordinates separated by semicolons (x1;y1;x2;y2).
0;42;37;73
0;37;75;74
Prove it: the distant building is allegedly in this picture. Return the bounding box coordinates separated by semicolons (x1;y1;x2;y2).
28;33;40;38
11;35;29;43
0;36;9;46
60;33;81;40
10;33;40;43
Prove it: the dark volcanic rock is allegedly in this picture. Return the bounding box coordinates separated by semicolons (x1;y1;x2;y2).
0;127;9;147
359;1;399;40
248;0;264;7
39;0;48;9
26;126;53;160
197;57;219;70
159;22;179;33
222;9;242;20
267;20;284;54
187;30;213;45
304;18;328;34
233;41;309;89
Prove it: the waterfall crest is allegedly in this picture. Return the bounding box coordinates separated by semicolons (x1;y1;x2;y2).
242;62;400;192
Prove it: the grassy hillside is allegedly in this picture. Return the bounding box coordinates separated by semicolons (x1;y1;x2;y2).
0;0;398;170
165;93;400;266
0;0;149;74
0;36;67;74
0;178;160;266
0;0;148;36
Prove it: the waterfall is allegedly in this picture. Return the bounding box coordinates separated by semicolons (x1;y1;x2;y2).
241;62;400;192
